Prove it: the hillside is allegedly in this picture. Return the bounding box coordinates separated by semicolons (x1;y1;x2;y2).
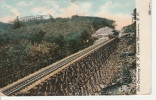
0;22;11;31
122;22;136;34
0;16;115;45
101;22;136;95
0;15;115;87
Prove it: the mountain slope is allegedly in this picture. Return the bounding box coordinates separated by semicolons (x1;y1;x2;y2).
0;22;11;31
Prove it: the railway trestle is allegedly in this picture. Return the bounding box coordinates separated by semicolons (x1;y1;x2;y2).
1;38;121;96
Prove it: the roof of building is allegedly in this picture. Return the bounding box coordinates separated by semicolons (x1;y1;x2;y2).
19;14;53;20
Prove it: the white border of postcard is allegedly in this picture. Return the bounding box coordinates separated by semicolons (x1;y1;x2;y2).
136;0;151;95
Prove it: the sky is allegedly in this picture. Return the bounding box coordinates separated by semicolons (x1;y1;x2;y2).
0;0;135;30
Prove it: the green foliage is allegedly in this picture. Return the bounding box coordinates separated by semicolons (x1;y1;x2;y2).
0;15;115;82
55;35;65;47
13;17;22;29
0;15;115;57
122;22;136;33
122;8;136;34
132;8;136;21
0;22;11;31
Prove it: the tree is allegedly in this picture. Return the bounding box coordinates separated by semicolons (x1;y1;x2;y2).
13;16;22;29
55;35;65;47
81;31;90;43
69;39;78;53
36;30;46;43
132;8;136;23
71;15;79;19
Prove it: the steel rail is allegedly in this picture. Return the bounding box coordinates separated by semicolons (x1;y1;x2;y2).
1;38;115;96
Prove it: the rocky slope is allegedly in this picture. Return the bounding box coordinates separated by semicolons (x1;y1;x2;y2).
91;27;115;44
100;33;136;95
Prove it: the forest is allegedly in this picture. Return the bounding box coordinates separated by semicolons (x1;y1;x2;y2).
0;15;115;87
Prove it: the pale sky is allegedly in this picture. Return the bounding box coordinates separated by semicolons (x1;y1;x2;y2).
0;0;135;30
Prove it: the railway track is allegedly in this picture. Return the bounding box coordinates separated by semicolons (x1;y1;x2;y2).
0;38;116;96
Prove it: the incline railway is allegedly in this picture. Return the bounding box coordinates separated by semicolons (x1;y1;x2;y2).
0;38;116;96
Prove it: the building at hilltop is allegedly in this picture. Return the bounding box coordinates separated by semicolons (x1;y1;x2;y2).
17;14;53;22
